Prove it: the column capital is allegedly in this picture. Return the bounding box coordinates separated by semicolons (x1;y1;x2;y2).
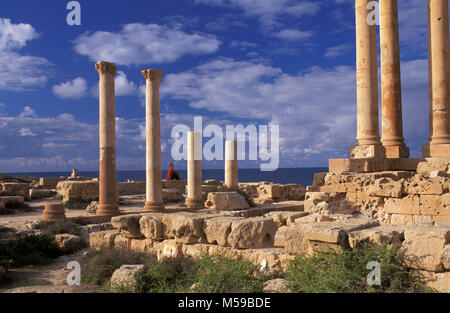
141;69;164;82
95;61;117;76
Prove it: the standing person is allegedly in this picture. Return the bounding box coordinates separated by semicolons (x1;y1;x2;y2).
167;163;180;180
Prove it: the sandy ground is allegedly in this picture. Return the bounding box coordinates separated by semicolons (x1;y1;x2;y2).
0;195;160;293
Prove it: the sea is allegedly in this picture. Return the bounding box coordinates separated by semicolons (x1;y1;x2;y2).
6;167;328;187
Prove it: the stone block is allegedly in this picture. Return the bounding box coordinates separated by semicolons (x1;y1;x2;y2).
139;214;164;240
348;225;405;248
111;265;145;289
89;230;119;250
161;213;207;244
203;216;241;247
111;214;144;239
228;217;277;249
204;192;250;211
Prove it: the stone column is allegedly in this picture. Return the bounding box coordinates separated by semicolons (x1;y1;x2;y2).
185;131;203;209
225;140;239;189
350;0;385;159
380;0;409;158
142;69;165;211
43;202;66;221
423;0;450;157
95;61;119;215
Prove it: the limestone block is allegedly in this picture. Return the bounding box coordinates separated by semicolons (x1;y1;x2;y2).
348;225;405;248
29;188;56;200
366;177;403;198
162;188;182;202
253;198;274;205
154;240;183;261
228;217;277;249
274;226;288;247
404;175;445;195
401;227;450;272
417;158;450;176
54;234;84;253
419;194;450;216
56;181;99;202
85;201;98;214
162;180;187;192
240;248;286;274
114;234;132;250
264;211;309;227
283;184;306;200
182;244;213;257
383;195;420;215
0;196;24;208
139;214;164;240
257;184;282;199
39;177;66;189
130;239;155;254
111;214;144;239
263;279;287;293
442;244;450;271
161;213;207;244
89;230;119;250
1;182;30;197
111;265;145;289
238;183;260;200
204;192;250;211
203;217;242;246
415;270;450;293
117;182;146;195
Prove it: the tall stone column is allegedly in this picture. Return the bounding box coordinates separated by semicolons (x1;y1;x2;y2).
350;0;385;159
423;0;450;157
185;131;203;209
142;69;165;211
225;140;238;189
380;0;409;158
95;61;119;215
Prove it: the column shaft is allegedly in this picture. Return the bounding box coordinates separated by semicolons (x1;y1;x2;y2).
186;132;203;209
380;0;409;158
142;69;165;211
95;61;119;215
225;140;239;189
423;0;450;157
350;0;385;159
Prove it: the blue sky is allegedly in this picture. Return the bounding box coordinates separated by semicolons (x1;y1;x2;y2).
0;0;436;172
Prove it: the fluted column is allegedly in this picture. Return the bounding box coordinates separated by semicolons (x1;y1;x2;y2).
350;0;385;159
185;131;203;209
142;69;165;211
225;140;238;189
380;0;409;158
423;0;450;157
95;61;119;215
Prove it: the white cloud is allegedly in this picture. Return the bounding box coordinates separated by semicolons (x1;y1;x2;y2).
74;23;220;66
0;18;51;92
324;44;352;58
272;28;313;41
162;57;430;165
0;18;40;51
52;77;88;99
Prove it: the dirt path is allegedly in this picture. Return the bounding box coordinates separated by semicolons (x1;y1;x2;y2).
0;249;103;293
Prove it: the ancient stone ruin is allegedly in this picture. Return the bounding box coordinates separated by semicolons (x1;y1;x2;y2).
0;0;449;293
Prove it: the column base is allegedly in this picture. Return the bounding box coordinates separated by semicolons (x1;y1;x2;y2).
144;201;165;212
350;144;386;159
384;145;410;158
185;198;204;209
97;204;120;216
422;143;450;158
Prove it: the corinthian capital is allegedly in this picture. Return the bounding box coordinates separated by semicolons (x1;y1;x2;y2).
95;61;117;76
141;69;164;82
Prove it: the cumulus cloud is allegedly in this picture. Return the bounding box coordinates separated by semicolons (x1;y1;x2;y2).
73;23;220;66
272;29;313;41
162;57;429;166
52;77;88;99
324;44;352;58
0;18;51;91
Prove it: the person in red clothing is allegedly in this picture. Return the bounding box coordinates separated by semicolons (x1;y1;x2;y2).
167;163;180;180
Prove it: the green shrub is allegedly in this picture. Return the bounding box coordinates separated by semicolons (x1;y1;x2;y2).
135;251;266;293
80;248;154;287
135;257;196;293
0;233;61;268
285;244;432;293
192;252;264;293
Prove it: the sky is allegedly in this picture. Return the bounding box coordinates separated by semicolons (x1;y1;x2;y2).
0;0;439;172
